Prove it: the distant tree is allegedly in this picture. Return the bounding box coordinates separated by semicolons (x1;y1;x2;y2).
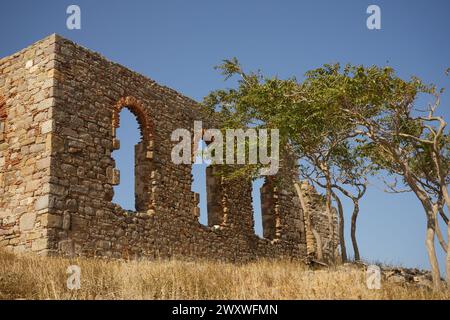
305;146;371;262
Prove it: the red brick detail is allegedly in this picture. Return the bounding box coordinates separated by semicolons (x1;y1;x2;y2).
0;96;6;121
112;96;154;142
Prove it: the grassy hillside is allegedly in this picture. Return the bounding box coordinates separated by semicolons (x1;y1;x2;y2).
0;250;448;300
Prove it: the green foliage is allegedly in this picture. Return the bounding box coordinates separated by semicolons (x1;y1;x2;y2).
307;64;448;198
204;59;449;199
204;59;372;183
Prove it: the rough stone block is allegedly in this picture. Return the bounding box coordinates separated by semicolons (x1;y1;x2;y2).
35;195;49;211
41;120;54;134
19;212;36;231
42;214;62;228
31;238;48;252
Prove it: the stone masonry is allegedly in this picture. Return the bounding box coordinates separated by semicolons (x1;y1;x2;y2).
0;35;337;262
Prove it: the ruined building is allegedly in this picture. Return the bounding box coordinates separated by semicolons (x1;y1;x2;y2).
0;35;337;261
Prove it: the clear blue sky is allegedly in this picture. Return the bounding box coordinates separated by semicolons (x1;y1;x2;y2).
1;0;449;271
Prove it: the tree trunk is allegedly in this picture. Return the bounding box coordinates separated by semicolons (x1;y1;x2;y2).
441;186;450;287
442;184;450;217
447;222;450;288
425;219;442;290
401;163;442;290
439;207;449;225
430;152;450;287
332;192;347;262
431;153;450;214
433;204;447;253
436;218;447;253
351;200;361;261
322;167;336;262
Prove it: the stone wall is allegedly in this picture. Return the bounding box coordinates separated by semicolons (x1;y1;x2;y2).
0;34;337;262
300;182;339;260
0;36;56;253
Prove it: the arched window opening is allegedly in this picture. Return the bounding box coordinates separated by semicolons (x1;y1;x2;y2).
112;108;142;211
252;178;264;237
191;140;210;226
111;97;154;213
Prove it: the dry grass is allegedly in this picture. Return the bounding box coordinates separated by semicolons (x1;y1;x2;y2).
0;250;448;300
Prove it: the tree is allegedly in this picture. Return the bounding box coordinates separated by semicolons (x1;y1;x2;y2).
205;60;449;287
331;146;371;262
302;143;371;262
300;64;449;289
332;180;367;262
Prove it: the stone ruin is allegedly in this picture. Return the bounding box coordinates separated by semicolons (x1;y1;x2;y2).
0;35;337;262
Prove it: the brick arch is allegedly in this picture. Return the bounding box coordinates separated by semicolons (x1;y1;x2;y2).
0;95;6;137
0;95;6;122
111;96;155;212
112;96;154;142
